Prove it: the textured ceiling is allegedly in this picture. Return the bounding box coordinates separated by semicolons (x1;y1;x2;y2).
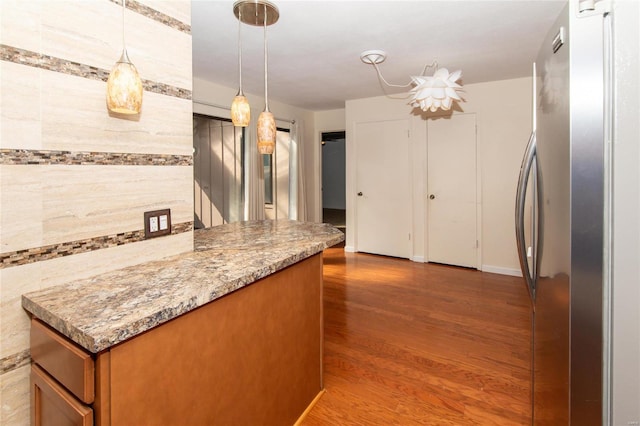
192;1;566;111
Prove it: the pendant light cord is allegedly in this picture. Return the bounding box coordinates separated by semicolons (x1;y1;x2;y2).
371;60;439;89
238;9;243;93
122;0;126;52
263;4;269;112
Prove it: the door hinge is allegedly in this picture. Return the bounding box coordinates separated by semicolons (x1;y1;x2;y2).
409;233;411;240
476;240;479;248
407;130;410;138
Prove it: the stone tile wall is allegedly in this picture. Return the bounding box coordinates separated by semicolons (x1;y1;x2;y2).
0;1;193;424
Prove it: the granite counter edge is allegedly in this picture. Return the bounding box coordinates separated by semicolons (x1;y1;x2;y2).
21;239;341;353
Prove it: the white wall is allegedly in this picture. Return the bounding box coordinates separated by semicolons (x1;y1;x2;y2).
612;0;640;423
467;78;533;273
345;77;532;271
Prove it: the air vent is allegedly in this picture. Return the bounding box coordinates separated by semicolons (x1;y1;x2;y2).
552;27;565;53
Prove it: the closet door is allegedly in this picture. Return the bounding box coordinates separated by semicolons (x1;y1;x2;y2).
355;119;411;259
426;113;478;268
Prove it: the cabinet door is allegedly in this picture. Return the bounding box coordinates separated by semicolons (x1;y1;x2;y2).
31;319;95;404
31;364;93;426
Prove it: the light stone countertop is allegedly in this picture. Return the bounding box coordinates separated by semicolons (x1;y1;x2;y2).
22;220;344;353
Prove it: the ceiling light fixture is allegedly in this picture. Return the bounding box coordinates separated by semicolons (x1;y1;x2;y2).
107;0;143;115
360;50;464;113
231;7;250;127
234;0;279;155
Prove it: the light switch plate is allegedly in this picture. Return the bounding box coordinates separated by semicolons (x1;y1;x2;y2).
159;214;168;231
144;209;171;239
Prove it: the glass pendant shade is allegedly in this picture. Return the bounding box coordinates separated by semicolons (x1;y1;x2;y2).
231;94;250;127
231;6;250;127
107;49;143;114
257;111;275;154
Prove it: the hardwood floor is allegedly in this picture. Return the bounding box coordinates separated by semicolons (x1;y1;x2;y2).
302;247;532;425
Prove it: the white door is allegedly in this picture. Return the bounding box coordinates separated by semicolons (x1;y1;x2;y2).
355;119;411;258
427;114;477;268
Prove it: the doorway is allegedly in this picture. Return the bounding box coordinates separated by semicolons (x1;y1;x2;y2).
321;131;346;233
426;113;478;268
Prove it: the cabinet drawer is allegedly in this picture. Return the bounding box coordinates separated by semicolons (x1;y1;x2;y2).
31;319;95;404
31;364;93;426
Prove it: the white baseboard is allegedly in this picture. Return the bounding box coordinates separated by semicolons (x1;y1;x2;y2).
411;256;425;263
481;265;522;277
344;245;356;253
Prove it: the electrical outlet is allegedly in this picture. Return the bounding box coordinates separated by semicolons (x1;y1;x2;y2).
144;209;171;238
149;216;159;232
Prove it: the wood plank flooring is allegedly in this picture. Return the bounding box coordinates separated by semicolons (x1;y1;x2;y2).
302;247;532;425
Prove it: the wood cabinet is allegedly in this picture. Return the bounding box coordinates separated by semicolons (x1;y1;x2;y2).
31;364;93;426
30;319;95;426
30;253;323;426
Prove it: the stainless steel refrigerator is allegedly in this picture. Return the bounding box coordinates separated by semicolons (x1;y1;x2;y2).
515;0;612;424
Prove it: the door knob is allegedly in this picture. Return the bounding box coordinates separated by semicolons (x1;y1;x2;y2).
357;192;363;196
429;194;435;200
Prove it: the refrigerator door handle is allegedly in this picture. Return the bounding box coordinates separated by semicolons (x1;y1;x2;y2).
515;131;536;306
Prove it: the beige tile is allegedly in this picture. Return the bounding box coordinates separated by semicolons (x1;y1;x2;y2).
40;164;192;247
124;10;192;91
2;163;192;253
0;0;41;53
0;364;30;426
0;1;193;421
39;1;191;90
0;263;42;359
0;166;43;254
39;1;115;70
40;231;193;288
101;91;194;157
39;70;192;155
136;0;191;26
0;62;42;150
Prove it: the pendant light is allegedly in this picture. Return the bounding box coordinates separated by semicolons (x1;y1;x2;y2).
257;3;276;155
231;8;250;127
107;0;143;115
233;0;279;155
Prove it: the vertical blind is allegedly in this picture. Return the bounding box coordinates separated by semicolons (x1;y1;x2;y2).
193;115;244;228
193;113;304;228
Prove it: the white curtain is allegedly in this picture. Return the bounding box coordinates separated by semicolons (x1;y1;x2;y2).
290;120;307;221
244;118;306;222
245;125;266;220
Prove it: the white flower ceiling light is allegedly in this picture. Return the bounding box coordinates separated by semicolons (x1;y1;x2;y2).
409;68;463;112
360;50;465;113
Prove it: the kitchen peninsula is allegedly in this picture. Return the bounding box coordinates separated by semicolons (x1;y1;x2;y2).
22;220;344;426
